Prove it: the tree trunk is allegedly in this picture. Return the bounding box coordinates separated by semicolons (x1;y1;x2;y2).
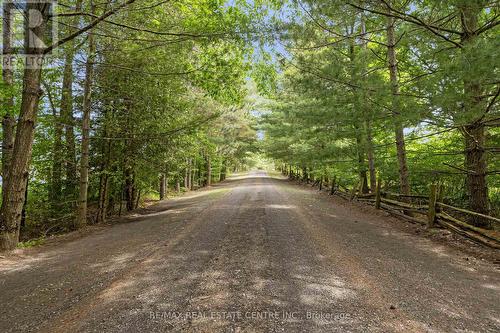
96;172;109;224
1;116;15;192
386;16;410;195
360;14;376;192
96;110;112;224
463;124;489;223
135;189;141;210
119;185;124;216
365;119;376;192
187;159;192;190
20;176;29;230
206;156;211;186
159;173;166;200
220;159;227;181
125;168;135;211
302;166;308;183
1;1;15;207
190;160;195;190
355;126;369;193
0;64;44;249
61;53;77;197
348;32;369;194
50;104;63;205
0;2;50;249
76;15;96;229
197;161;201;187
460;3;490;226
61;0;83;200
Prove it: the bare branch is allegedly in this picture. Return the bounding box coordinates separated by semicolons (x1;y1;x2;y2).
45;0;138;54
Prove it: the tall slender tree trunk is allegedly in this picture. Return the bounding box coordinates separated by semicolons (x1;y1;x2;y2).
206;155;211;186
20;176;29;229
96;172;109;223
0;62;41;247
0;1;48;250
1;1;15;206
349;37;369;194
187;158;192;190
220;159;227;181
61;0;83;200
184;161;189;189
44;86;60;205
124;167;135;211
50;105;63;205
196;160;201;187
96;111;112;224
355;127;369;193
365;119;376;191
302;166;308;183
386;16;410;195
76;11;96;229
360;13;376;192
135;189;141;210
159;173;166;200
190;160;195;190
61;54;77;196
460;3;490;226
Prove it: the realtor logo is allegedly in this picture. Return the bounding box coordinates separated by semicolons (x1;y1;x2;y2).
2;0;57;68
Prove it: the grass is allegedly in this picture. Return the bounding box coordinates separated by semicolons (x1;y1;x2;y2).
17;237;46;248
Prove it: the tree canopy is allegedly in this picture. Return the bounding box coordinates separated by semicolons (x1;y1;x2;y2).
0;0;499;250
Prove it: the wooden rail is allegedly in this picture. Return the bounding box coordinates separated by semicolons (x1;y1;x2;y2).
292;175;500;249
437;202;500;225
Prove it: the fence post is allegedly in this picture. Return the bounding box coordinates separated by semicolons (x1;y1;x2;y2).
375;178;382;209
428;183;437;228
330;175;337;195
350;182;358;200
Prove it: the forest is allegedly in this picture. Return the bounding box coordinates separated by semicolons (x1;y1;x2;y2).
262;0;500;230
0;0;499;251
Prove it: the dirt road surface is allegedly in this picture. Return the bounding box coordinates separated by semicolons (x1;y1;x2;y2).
1;172;499;332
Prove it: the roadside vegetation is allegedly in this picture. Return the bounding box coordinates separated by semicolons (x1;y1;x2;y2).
0;0;498;250
0;0;267;249
261;0;500;229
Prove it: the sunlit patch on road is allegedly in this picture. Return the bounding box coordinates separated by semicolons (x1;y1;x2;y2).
266;204;297;210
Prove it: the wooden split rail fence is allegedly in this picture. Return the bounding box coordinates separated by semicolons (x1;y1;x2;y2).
301;176;500;249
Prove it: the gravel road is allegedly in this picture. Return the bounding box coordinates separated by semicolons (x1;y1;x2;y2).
1;172;499;332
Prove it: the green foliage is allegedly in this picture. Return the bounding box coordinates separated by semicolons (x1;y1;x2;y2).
261;0;500;214
0;0;263;239
17;237;46;249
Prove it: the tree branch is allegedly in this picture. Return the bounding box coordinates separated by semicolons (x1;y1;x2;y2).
45;0;138;54
347;1;463;48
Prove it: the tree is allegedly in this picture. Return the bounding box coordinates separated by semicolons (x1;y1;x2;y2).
0;0;139;250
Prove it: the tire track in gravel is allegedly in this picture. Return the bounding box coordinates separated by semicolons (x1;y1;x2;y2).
269;180;427;332
174;175;369;332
